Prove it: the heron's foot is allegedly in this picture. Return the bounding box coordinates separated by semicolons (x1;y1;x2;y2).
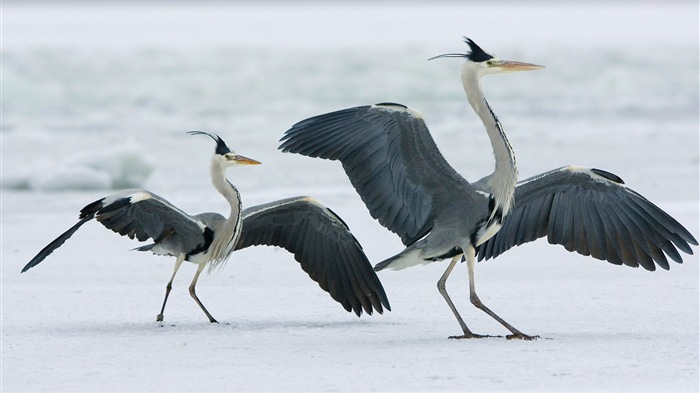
209;318;219;324
449;333;502;339
506;332;540;340
156;314;164;322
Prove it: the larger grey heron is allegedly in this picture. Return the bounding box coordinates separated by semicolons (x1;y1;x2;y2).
279;38;698;340
22;131;389;323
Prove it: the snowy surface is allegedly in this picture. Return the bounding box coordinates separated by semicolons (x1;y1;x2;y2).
2;2;699;392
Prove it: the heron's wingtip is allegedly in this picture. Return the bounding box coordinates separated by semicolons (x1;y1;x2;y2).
21;259;40;273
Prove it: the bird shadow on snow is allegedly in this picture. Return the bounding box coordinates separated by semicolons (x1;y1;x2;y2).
21;318;386;337
183;318;376;332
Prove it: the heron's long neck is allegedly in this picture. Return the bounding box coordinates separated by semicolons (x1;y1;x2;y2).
208;160;242;270
463;72;518;218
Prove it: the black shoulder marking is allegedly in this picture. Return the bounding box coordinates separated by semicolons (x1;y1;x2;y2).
429;246;463;261
486;195;504;224
187;227;214;258
465;38;493;63
591;168;625;184
493;208;504;224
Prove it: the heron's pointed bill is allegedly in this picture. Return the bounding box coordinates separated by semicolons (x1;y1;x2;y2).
491;60;544;72
234;154;261;165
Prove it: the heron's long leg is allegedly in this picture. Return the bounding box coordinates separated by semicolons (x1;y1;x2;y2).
189;263;218;323
465;246;539;340
437;255;497;339
157;255;185;322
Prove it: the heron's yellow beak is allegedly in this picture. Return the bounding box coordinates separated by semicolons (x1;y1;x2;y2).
234;155;262;165
493;60;544;72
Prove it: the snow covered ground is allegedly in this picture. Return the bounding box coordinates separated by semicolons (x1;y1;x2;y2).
2;2;698;392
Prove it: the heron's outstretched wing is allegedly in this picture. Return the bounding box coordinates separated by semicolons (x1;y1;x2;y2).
21;216;94;272
21;189;209;273
86;190;208;253
235;196;391;316
280;103;467;246
476;166;698;271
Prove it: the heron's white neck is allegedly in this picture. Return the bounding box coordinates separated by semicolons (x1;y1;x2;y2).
208;159;243;271
462;69;518;219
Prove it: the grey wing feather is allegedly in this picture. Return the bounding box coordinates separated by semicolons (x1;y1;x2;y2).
280;104;467;246
89;190;208;255
476;166;698;271
21;189;209;273
235;196;391;316
21;217;93;272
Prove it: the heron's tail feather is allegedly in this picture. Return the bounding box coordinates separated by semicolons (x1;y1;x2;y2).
132;244;155;252
130;243;174;257
21;216;93;273
374;248;426;271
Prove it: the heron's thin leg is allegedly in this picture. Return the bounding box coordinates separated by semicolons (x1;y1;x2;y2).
157;255;185;322
189;263;218;323
438;255;497;339
465;246;539;340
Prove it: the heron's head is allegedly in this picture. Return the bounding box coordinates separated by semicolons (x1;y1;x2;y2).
188;131;261;168
429;37;544;77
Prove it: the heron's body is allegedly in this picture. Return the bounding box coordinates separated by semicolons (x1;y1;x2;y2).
22;132;390;322
280;38;697;339
88;189;234;267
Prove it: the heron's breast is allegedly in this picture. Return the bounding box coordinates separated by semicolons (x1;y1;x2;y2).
474;221;502;246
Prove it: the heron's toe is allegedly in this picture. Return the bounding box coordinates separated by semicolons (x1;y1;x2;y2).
506;333;539;340
448;333;502;339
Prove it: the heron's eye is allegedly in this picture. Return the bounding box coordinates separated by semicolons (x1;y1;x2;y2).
485;60;495;66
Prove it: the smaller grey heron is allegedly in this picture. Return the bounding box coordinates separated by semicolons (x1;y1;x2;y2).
280;38;698;339
22;131;390;322
22;131;260;323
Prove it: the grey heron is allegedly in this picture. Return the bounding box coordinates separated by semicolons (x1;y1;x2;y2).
279;38;698;340
22;131;390;323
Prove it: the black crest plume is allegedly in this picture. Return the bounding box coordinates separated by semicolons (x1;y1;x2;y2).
464;37;493;63
188;131;231;155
